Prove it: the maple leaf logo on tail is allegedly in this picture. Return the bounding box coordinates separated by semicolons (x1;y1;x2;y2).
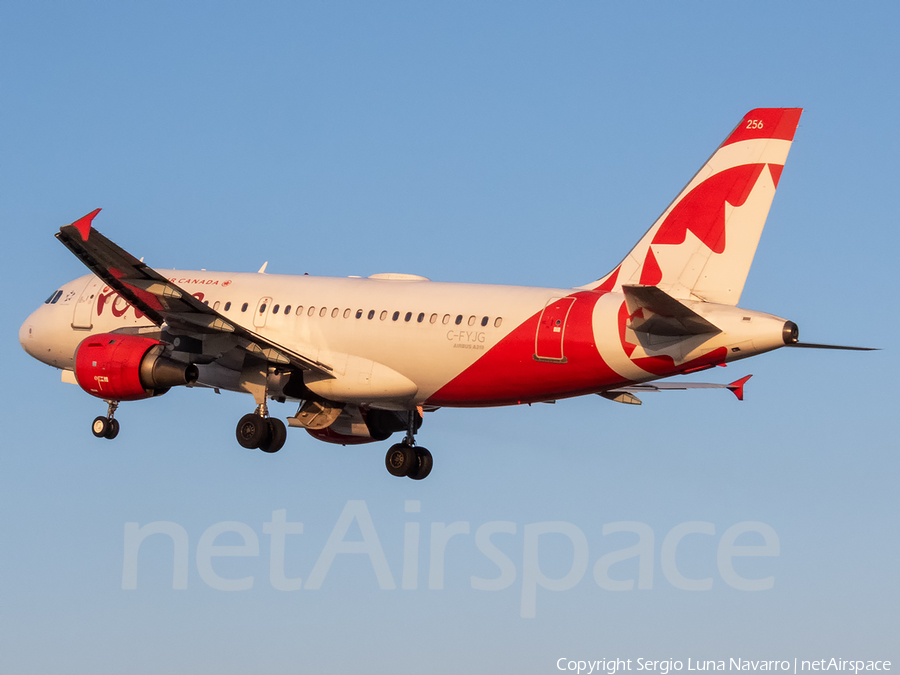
583;108;802;307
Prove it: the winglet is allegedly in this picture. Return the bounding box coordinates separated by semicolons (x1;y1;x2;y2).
726;375;753;401
67;208;102;241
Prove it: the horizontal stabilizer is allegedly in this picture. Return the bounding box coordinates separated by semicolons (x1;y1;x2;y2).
603;374;751;401
622;284;721;337
784;342;878;351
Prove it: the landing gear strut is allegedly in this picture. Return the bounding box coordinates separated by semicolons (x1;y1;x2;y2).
91;400;120;440
235;401;286;453
385;409;432;480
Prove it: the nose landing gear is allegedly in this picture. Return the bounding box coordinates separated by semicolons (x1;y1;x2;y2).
385;409;433;480
91;400;120;440
235;401;287;453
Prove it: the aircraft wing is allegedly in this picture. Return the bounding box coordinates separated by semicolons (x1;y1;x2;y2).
56;209;333;376
600;375;752;405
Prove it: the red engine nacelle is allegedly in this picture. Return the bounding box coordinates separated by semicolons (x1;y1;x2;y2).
306;427;380;445
304;408;417;445
74;333;199;401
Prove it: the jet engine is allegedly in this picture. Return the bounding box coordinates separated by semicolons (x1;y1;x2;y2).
303;407;421;445
74;333;198;401
306;426;381;445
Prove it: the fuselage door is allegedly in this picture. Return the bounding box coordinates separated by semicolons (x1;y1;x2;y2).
534;296;576;363
72;276;102;329
254;297;273;329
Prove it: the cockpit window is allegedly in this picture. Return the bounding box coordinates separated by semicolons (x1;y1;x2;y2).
45;290;63;304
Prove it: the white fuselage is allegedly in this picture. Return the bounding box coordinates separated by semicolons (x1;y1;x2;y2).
21;269;790;410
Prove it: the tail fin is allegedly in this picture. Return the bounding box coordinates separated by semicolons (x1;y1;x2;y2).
583;108;802;305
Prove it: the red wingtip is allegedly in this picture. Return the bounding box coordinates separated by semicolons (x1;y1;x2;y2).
726;374;753;401
69;208;102;241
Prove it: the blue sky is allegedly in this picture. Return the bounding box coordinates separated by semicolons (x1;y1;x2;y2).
2;2;898;673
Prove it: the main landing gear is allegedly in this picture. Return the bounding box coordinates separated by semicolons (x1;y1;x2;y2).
385;410;432;480
235;401;287;453
91;400;120;440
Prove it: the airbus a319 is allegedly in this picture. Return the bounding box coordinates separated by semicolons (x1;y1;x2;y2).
19;108;871;480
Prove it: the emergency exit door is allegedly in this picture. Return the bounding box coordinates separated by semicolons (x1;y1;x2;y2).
254;297;273;329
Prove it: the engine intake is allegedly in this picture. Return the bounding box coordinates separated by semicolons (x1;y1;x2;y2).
75;333;198;401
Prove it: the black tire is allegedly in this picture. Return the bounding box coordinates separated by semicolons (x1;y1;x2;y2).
92;416;110;438
236;413;268;449
408;447;433;480
385;443;417;477
260;418;287;453
104;418;120;440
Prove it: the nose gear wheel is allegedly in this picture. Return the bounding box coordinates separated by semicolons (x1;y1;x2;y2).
90;400;120;440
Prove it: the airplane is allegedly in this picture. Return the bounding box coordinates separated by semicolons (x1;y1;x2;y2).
19;107;873;480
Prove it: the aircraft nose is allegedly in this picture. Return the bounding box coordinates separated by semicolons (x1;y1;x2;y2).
19;309;40;358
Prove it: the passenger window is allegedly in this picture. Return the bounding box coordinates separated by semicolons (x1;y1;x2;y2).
455;315;463;325
494;317;502;327
380;310;388;320
319;307;327;317
296;305;304;316
368;310;375;320
430;313;437;324
392;311;399;321
442;314;450;325
284;305;291;314
308;307;316;316
417;312;424;323
259;303;267;313
481;316;488;326
272;304;280;314
343;308;351;318
404;312;412;322
356;309;363;319
224;302;232;311
213;301;220;310
468;315;476;326
241;303;249;312
332;308;339;318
